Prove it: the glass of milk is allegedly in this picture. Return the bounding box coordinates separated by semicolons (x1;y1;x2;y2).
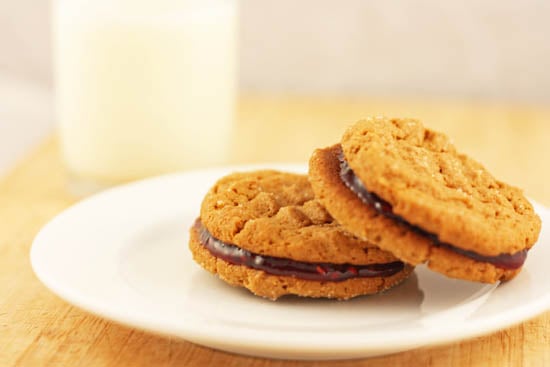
53;0;238;195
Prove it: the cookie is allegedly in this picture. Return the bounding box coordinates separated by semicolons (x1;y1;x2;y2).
190;170;413;300
309;117;541;283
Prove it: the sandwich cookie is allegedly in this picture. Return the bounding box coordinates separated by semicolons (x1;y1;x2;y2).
309;117;541;283
190;170;413;300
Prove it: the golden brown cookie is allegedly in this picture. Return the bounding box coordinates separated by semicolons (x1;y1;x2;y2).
190;170;413;300
309;118;542;283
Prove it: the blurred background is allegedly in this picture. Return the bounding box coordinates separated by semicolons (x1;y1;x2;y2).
1;0;550;179
3;0;550;99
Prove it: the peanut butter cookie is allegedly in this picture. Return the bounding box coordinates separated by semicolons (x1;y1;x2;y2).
309;118;541;283
190;170;413;300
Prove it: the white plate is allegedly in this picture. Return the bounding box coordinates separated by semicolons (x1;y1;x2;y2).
31;164;550;360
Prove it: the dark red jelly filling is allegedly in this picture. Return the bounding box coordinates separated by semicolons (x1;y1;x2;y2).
194;219;404;281
338;153;527;270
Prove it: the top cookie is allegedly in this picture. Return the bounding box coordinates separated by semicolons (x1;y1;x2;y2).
341;117;541;256
200;170;399;265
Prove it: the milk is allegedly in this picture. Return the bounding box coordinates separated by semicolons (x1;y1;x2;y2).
53;0;237;190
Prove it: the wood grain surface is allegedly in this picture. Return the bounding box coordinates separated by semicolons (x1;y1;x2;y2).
1;96;549;367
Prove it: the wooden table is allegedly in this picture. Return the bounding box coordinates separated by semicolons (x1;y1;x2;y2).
1;96;549;366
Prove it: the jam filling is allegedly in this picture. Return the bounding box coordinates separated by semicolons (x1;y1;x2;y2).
194;219;405;282
338;154;527;270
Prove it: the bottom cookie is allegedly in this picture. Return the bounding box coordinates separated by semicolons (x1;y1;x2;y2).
189;225;414;300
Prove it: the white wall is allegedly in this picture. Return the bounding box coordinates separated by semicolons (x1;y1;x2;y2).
0;0;52;85
241;0;550;102
1;0;550;102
